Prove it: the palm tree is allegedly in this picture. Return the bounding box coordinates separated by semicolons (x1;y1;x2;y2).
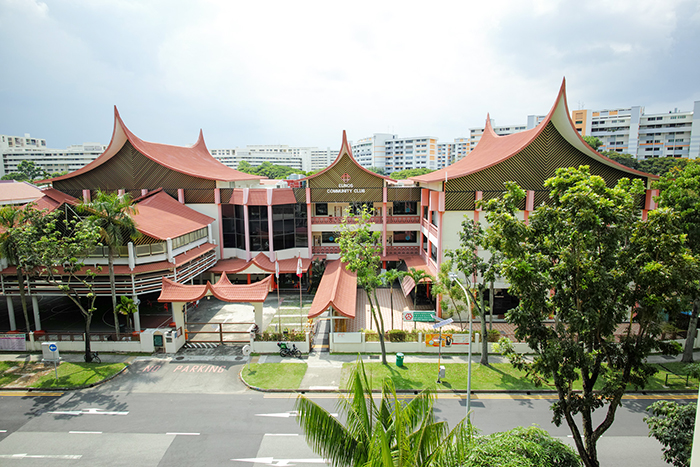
116;295;138;331
295;359;464;467
78;191;139;339
380;269;405;330
0;206;32;333
405;267;433;309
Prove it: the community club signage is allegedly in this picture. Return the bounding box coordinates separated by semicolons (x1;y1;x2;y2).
326;173;366;194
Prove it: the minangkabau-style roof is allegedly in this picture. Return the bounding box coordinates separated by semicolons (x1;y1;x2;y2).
308;259;357;319
158;274;273;303
49;107;263;184
411;79;656;184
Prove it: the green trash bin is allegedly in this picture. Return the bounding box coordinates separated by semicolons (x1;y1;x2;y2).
396;352;405;367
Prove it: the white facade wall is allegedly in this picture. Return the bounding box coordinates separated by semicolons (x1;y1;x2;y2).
0;134;105;177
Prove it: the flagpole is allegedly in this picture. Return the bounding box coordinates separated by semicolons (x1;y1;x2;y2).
297;257;303;335
276;261;281;335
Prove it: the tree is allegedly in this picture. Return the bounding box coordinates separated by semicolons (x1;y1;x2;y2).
485;166;696;467
14;207;102;362
656;161;700;362
391;168;434;180
644;401;696;467
379;268;405;330
404;267;433;309
337;207;388;364
0;205;35;333
368;166;387;176
295;359;459;467
582;136;602;151
78;191;139;339
116;295;137;331
17;160;48;181
446;216;503;365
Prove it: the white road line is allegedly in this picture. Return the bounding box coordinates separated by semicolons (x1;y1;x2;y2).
0;430;6;433
166;432;200;436
49;408;129;416
69;431;102;434
232;457;328;465
0;454;82;459
264;433;299;436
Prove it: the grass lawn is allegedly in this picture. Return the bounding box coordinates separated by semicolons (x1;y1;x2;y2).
241;362;307;390
32;362;127;389
0;361;22;386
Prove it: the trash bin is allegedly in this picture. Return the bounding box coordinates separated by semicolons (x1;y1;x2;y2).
396;352;404;367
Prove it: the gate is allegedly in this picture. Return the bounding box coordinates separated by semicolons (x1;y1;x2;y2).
184;321;255;345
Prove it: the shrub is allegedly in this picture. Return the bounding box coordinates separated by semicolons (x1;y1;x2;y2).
258;329;306;342
387;330;407;342
487;329;501;342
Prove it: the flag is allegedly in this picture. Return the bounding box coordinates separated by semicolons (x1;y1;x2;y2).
275;260;279;279
296;257;303;277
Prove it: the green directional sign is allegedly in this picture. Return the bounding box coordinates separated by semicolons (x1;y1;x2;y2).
402;311;435;322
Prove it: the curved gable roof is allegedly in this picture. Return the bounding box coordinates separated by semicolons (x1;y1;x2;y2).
132;189;215;240
412;79;656;184
49;107;263;184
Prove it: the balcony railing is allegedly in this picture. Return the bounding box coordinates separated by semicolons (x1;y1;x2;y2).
387;215;420;224
311;215;419;225
312;246;341;254
386;246;420;255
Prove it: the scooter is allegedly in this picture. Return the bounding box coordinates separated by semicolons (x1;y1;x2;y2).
277;342;302;358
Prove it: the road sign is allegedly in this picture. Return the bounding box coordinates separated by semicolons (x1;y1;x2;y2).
48;343;57;352
402;311;435;322
432;318;454;329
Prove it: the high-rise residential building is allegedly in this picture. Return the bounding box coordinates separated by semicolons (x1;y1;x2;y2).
571;102;700;159
210;145;334;173
467;116;546;155
439;138;470;165
351;134;438;174
0;133;105;177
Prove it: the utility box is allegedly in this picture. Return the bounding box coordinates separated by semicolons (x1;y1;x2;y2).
164;330;177;354
42;342;60;362
438;365;446;379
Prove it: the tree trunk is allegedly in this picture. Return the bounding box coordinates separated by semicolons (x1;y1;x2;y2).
369;291;387;365
681;299;700;363
84;313;93;363
389;285;394;331
18;273;31;334
489;281;494;331
108;246;120;339
480;286;488;365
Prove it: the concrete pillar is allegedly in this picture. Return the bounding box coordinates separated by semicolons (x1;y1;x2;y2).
170;301;186;351
31;295;41;331
253;302;264;331
267;204;275;262
178;188;185;204
6;296;16;331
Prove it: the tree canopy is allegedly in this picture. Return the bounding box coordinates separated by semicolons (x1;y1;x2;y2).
390;168;434;179
485;166;696;467
601;151;691;176
1;161;49;181
236;160;308;179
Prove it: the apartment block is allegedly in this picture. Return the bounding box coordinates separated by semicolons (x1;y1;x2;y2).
351;134;438;174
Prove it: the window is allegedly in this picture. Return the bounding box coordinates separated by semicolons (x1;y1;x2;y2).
392;201;417;215
423;206;428;220
393;231;417;243
322;231;338;243
431;243;438;262
315;203;328;216
430;211;438;227
422;235;428;253
273;203;307;250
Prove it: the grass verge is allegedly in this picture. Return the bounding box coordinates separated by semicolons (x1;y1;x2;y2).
32;362;127;388
241;362;307;390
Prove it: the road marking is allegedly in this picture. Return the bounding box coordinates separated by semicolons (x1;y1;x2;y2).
265;393;698;401
232;457;328;465
49;408;129;416
166;432;200;436
256;411;338;418
0;454;82;459
69;431;102;434
0;391;63;397
0;430;6;433
264;434;299;436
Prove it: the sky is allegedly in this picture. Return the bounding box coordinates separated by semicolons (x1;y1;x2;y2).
1;0;699;152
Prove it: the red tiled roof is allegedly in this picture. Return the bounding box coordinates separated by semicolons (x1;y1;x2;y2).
158;274;272;303
208;253;311;275
0;243;216;276
132;190;214;240
228;188;298;206
0;181;43;205
401;255;434;296
309;260;357;319
35;188;79;212
299;131;396;183
411;79;656;184
48;107;264;184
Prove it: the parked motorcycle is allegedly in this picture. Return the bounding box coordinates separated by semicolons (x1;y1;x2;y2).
277;342;302;358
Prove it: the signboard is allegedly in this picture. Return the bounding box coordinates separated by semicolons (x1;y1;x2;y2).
0;333;26;351
452;333;471;345
403;311;435;322
432;318;454;329
48;343;57;352
425;333;453;347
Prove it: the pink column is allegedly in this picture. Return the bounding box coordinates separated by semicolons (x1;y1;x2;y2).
215;188;224;259
642;189;659;221
306;186;312;258
524;190;534;225
82;189;91;202
474;191;483;223
267;204;275;262
178;188;185;204
141;189;148;196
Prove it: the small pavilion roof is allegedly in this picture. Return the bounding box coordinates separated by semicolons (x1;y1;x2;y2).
48;107;264;184
158;274;272;303
401;255;434;296
209;253;312;275
131;189;214;240
308;259;357;319
411;79;656;184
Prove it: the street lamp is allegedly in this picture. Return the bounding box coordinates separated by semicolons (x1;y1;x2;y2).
448;271;473;421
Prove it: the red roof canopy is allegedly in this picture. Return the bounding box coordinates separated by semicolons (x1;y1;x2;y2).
132;189;214;240
49;107;264;184
308;260;357;319
209;253;311;275
158;274;272;303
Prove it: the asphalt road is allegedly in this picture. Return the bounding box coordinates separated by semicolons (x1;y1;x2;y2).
0;356;695;466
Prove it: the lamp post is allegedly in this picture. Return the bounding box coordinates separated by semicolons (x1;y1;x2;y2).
448;272;473;421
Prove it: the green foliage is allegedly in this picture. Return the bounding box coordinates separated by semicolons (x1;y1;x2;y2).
391;168;434;179
237;160;307;179
583;136;602;151
258;329;306;342
338;207;388;364
487;329;501;342
78;191;139;339
367;166;387;176
645;401;696;467
602;151;691;176
308;258;326;294
387;329;406;342
0;161;49;181
485;166;697;467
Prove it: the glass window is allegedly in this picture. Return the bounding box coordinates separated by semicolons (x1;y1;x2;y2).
393;201;417;215
393;231;417;243
423;206;428;220
430;211;438;227
315;203;328;215
322;232;338;243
